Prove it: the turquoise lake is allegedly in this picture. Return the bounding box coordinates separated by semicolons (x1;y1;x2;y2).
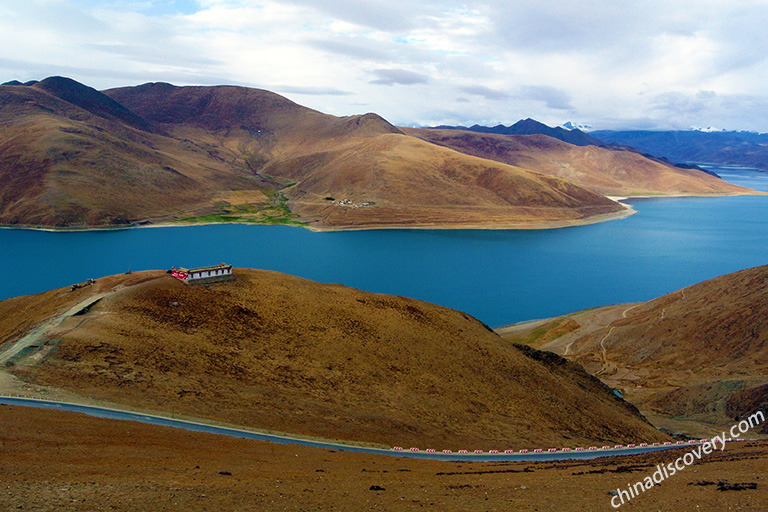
2;166;767;327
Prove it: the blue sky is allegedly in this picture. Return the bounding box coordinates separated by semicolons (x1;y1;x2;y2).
2;0;768;131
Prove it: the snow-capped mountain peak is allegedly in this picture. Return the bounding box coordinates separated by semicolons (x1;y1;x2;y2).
561;121;592;131
691;125;725;133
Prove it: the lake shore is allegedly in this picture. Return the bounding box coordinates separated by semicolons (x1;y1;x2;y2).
6;187;767;233
0;202;637;233
2;167;767;327
302;202;637;232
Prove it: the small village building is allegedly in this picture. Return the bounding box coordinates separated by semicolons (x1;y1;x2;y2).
171;263;234;285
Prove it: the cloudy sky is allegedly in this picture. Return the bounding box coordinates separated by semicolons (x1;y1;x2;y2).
2;0;767;131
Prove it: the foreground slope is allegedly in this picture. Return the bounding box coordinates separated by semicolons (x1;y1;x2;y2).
0;269;666;449
499;265;768;437
407;128;758;197
2;405;766;511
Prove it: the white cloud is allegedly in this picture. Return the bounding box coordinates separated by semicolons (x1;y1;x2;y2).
1;0;767;130
370;69;430;86
517;86;574;111
459;85;510;101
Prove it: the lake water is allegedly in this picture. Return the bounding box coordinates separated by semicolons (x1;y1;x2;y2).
2;166;767;327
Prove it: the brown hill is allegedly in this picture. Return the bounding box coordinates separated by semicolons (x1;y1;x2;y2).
263;132;627;229
104;82;403;148
104;82;628;230
0;80;267;226
5;77;755;230
405;128;758;197
498;265;768;438
0;77;639;230
33;76;153;132
0;269;667;449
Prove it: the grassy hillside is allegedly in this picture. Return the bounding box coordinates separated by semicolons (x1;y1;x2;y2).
1;269;667;449
498;265;768;438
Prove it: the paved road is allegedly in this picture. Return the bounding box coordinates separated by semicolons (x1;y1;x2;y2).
0;396;691;462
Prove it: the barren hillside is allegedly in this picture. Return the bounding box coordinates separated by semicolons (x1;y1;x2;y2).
407;128;758;197
105;82;628;229
0;77;263;226
10;77;750;230
499;265;768;438
1;405;765;512
0;269;667;450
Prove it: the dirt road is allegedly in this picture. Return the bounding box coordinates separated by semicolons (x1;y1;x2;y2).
0;293;108;366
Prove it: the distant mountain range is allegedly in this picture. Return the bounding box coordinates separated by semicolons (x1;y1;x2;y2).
0;76;759;229
434;118;606;147
590;129;768;170
436;120;768;171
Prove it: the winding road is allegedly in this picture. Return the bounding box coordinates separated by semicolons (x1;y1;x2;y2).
596;303;640;376
0;396;691;462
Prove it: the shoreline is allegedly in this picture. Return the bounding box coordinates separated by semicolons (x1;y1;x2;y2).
2;188;765;234
606;190;768;201
303;204;636;232
0;203;637;233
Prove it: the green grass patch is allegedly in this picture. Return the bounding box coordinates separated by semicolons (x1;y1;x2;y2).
173;192;307;227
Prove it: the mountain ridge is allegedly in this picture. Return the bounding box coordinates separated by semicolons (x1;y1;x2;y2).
405;127;757;197
1;76;761;230
0;76;630;230
433;118;606;147
591;129;768;170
